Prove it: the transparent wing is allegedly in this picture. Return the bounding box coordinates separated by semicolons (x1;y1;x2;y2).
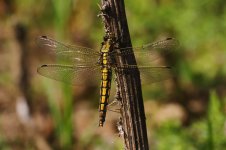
37;64;101;85
116;65;172;84
111;38;179;63
119;37;178;53
138;66;172;84
37;36;100;64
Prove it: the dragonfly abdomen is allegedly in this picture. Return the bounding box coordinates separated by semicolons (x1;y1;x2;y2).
99;67;112;127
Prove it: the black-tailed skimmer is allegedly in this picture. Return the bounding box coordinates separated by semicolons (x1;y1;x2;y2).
37;36;178;127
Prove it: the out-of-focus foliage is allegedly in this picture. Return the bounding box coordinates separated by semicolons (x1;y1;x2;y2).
126;0;226;84
0;0;225;149
149;90;226;150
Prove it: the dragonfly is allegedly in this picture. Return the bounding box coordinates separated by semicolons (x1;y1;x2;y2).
37;36;178;127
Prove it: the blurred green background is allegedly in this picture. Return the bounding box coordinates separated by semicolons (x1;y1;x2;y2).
0;0;226;150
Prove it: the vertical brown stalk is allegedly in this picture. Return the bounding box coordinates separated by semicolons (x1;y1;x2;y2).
100;0;149;149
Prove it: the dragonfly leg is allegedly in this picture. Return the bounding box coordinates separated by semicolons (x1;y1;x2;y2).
117;117;124;137
107;98;121;113
114;74;122;103
107;75;122;113
107;108;120;113
97;1;111;19
97;11;108;18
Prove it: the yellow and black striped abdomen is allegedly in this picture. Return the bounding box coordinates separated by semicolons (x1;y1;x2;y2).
98;39;112;127
99;67;112;127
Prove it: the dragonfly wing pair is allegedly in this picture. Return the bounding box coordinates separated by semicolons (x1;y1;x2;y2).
111;37;178;84
37;36;101;85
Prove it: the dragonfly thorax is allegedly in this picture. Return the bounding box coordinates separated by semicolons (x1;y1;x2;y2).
99;39;114;67
100;38;112;52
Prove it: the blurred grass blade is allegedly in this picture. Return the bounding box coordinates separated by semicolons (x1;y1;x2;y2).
207;90;225;150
